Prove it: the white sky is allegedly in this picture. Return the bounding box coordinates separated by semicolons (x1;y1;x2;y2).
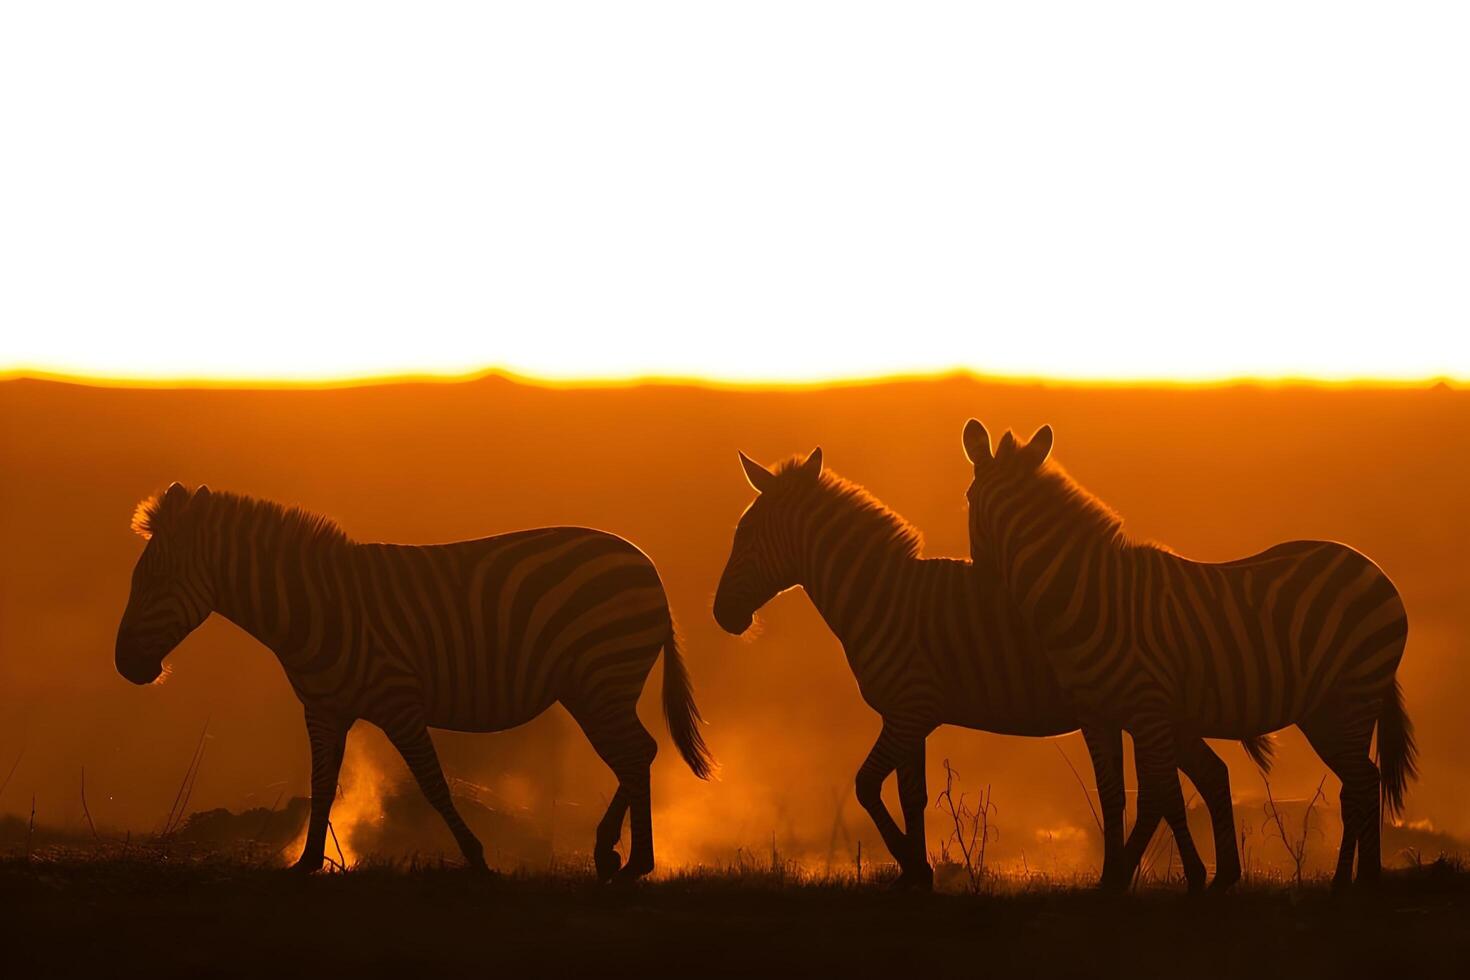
2;2;1467;383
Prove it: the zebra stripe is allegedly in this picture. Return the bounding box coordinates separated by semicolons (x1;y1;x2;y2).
963;420;1416;891
713;448;1259;891
116;482;712;879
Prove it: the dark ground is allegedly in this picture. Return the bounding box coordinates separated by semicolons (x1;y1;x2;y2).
2;855;1468;979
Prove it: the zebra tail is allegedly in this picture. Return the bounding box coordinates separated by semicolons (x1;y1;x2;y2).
1240;734;1275;773
1377;679;1418;819
661;625;715;780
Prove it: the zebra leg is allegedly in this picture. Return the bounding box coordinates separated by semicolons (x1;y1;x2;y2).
1301;708;1379;890
1177;738;1241;892
1080;724;1128;892
379;715;489;872
1129;724;1207;893
1355;762;1385;889
566;697;659;881
1163;797;1208;894
290;707;348;872
1120;789;1163;887
1119;728;1165;886
854;720;920;883
591;788;631;882
895;736;934;891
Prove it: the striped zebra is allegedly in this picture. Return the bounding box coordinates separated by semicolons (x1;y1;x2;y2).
115;483;712;879
712;449;1266;890
962;420;1416;890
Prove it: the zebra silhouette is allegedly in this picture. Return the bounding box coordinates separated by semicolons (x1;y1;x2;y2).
962;420;1415;890
116;483;712;878
713;449;1266;890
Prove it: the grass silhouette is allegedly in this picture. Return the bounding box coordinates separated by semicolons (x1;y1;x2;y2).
4;846;1467;979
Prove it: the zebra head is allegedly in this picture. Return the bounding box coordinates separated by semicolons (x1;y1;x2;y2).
962;419;1053;573
116;482;217;685
712;447;822;635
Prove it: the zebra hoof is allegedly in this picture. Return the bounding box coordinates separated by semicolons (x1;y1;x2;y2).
594;849;623;882
284;856;324;875
1208;868;1241;894
610;859;654;885
889;866;934;892
459;847;492;874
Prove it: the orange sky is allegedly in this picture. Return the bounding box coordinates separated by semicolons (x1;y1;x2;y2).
2;374;1466;874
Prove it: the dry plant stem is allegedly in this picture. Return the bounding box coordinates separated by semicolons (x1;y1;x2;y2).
1053;743;1104;835
935;758;996;894
0;744;24;802
171;733;209;835
81;766;99;840
978;785;994;877
161;720;210;838
26;793;36;862
328;819;348;870
1261;770;1329;885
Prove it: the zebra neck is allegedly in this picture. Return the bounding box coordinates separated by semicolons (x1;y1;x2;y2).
207;519;357;670
1007;527;1127;655
798;524;914;648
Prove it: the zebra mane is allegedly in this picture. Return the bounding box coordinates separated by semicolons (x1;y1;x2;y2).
769;457;924;558
1028;460;1129;545
131;490;184;540
131;486;350;550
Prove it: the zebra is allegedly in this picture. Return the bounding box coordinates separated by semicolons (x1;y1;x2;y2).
962;420;1416;890
115;482;713;879
712;448;1267;890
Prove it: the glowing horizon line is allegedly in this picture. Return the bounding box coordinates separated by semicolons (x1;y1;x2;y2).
1;365;1463;393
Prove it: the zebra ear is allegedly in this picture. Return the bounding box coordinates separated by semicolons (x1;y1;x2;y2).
797;446;823;479
175;485;212;533
1019;425;1054;467
962;419;992;464
738;451;778;494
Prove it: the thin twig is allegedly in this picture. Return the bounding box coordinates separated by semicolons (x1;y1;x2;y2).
26;794;36;862
328;819;348;870
1260;770;1326;885
0;744;24;802
1053;742;1103;835
161;719;210;837
81;767;99;840
173;738;208;831
934;759;997;894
